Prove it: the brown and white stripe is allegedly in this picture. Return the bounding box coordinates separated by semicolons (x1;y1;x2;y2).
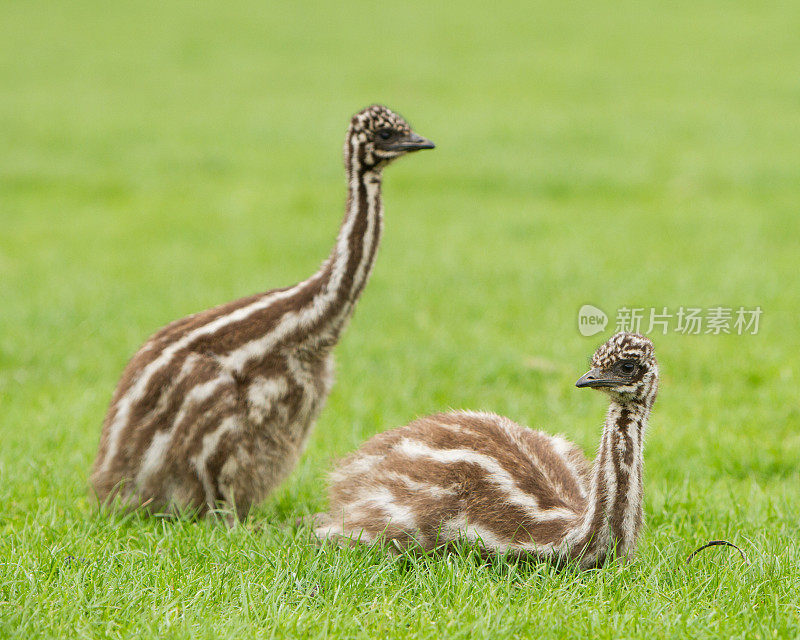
314;333;658;569
90;105;434;520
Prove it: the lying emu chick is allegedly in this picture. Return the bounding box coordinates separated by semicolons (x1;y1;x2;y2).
315;332;658;568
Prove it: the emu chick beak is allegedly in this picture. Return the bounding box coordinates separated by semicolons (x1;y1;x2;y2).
393;132;435;151
575;367;618;388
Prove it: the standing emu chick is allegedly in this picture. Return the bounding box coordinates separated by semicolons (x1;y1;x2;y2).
315;333;658;568
91;105;434;520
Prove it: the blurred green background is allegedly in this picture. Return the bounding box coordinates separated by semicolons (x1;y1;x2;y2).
1;1;799;638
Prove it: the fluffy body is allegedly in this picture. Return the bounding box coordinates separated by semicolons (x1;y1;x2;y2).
315;333;658;568
90;105;433;519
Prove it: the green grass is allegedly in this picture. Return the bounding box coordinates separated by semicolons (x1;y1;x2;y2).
2;0;799;637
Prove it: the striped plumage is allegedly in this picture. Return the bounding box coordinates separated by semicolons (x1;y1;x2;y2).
90;105;434;520
314;333;658;568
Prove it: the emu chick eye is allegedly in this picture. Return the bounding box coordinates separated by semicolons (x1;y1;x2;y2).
619;362;636;375
377;129;393;140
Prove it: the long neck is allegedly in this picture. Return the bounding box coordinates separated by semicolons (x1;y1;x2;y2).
571;398;651;566
302;136;384;348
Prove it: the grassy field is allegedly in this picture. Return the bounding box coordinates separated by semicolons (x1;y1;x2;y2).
2;0;799;637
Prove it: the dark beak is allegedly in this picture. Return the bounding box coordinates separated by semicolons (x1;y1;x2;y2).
390;132;435;152
575;368;621;388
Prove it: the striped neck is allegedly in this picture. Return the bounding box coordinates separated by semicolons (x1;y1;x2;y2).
303;134;384;348
575;398;652;564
